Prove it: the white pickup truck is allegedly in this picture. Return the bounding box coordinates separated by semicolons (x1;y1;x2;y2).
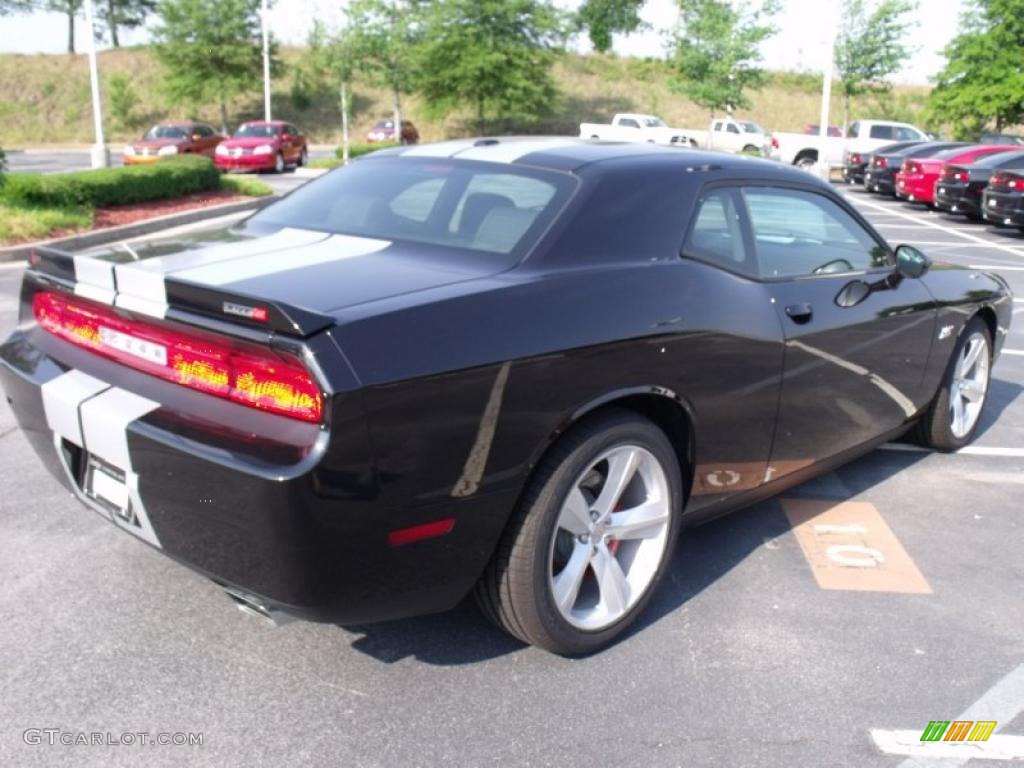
767;119;930;169
580;114;696;146
690;117;769;154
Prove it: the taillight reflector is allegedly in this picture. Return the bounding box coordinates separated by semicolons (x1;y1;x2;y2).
387;518;456;547
851;153;862;164
33;291;323;423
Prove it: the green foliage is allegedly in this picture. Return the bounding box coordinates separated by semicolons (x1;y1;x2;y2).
0;202;92;245
577;0;645;53
289;67;313;111
417;0;562;132
669;0;780;116
98;0;156;47
0;0;36;15
927;0;1024;134
153;0;278;132
344;0;425;116
333;141;398;159
0;155;220;208
106;73;140;130
835;0;917;126
218;174;273;197
45;0;83;54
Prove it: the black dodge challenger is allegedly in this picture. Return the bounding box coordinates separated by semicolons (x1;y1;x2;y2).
0;139;1013;655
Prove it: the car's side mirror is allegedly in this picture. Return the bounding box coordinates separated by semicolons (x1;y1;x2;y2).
894;244;931;279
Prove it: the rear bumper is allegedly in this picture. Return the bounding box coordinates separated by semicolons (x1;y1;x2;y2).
895;173;935;203
0;322;511;625
843;167;866;184
934;183;980;216
864;169;894;194
982;191;1024;226
215;154;276;171
123;155;161;165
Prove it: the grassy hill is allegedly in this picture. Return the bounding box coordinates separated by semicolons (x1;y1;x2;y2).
0;46;933;147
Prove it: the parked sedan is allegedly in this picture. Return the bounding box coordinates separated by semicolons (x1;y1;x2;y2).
124;122;223;164
895;145;1019;205
934;150;1024;219
843;140;924;185
1;140;1012;655
366;118;420;144
864;142;967;195
214;120;308;173
982;167;1024;229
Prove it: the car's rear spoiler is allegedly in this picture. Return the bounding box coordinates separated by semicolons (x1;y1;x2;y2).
27;246;335;338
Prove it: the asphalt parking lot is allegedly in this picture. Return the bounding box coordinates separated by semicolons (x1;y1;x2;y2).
1;181;1022;767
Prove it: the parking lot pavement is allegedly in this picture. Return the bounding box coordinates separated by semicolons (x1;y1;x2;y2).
1;194;1022;767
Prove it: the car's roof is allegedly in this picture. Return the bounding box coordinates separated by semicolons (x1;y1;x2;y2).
374;137;813;181
241;120;287;126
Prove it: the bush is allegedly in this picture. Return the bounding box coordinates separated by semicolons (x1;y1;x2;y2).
219;174;274;197
335;141;399;159
1;155;221;208
107;73;140;131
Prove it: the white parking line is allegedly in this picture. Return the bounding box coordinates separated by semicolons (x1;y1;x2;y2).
880;443;1024;457
1002;349;1024;355
873;661;1024;766
847;194;1024;257
971;265;1024;271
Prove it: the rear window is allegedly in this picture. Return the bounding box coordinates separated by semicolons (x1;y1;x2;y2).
242;157;577;262
869;125;895;140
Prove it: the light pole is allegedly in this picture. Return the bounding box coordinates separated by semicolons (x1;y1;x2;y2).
261;0;272;122
817;0;837;180
83;0;109;168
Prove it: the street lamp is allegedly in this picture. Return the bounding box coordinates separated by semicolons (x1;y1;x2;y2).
817;0;837;180
83;0;109;168
261;0;272;122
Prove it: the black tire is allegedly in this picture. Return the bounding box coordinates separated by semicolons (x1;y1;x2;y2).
298;147;308;167
915;316;992;451
474;409;683;655
273;152;285;173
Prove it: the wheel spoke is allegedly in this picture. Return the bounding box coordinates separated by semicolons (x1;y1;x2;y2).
591;543;628;616
558;487;592;536
607;498;669;541
951;393;966;435
961;379;986;404
591;448;640;520
552;542;591;613
961;338;983;374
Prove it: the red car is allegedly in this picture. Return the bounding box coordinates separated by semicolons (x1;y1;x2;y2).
366;118;420;144
214;120;308;173
124;122;224;164
894;144;1019;205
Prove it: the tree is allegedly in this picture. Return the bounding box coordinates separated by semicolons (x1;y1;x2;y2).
417;0;562;134
98;0;156;47
834;0;917;131
0;0;37;15
153;0;276;133
669;0;779;117
344;0;426;145
577;0;645;53
307;20;357;161
928;0;1024;136
45;0;83;54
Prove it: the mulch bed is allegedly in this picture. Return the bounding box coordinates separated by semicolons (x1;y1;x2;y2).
93;189;247;228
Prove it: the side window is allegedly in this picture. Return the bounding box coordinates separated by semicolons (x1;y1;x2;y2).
896;126;919;141
713;121;722;132
869;124;895;140
847;121;860;138
618;118;639;129
743;188;891;278
682;189;753;276
727;123;740;134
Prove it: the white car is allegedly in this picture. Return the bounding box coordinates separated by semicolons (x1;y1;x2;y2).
768;119;929;169
580;114;695;146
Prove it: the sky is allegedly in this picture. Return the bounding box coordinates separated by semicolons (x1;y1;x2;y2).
0;0;965;86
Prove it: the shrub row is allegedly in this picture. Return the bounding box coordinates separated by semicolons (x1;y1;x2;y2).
334;141;399;159
1;154;221;209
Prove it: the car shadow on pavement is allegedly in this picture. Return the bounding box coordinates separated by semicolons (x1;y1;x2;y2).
340;447;939;665
975;376;1022;439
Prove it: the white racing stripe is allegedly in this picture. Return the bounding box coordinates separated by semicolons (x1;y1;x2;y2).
39;370;162;548
72;254;117;304
455;138;583;164
400;140;479;157
171;232;391;286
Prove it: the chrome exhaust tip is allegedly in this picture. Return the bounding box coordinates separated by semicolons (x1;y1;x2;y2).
222;586;296;626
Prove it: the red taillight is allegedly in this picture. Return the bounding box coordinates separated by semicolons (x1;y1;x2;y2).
874;156;888;168
770;136;779;150
850;153;862;164
33;291;323;423
904;161;921;173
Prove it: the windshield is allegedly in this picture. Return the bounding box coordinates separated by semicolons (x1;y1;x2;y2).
143;125;188;140
374;120;394;129
740;122;764;133
242;157;577;263
642;117;666;127
235;123;279;138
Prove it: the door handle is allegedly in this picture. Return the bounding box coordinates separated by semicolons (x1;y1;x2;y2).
785;303;813;324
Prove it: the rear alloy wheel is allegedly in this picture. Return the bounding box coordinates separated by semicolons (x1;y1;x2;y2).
475;410;682;655
273;152;285;173
916;316;992;451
